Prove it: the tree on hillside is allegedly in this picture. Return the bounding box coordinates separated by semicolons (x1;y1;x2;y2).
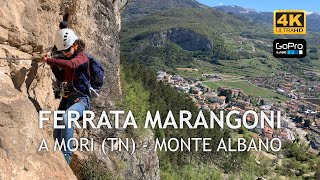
219;89;232;103
293;116;303;123
304;119;311;127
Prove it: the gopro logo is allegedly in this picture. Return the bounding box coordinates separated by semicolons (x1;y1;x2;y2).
276;43;304;50
273;39;306;58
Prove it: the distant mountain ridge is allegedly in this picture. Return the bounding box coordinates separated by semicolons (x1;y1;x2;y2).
214;5;320;32
215;5;257;14
122;0;208;21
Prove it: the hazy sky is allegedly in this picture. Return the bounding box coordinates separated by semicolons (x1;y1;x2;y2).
197;0;320;12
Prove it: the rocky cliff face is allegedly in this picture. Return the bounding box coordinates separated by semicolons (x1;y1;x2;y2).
132;28;213;52
0;0;160;179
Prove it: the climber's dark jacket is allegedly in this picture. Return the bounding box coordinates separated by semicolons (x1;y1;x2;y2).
47;52;90;96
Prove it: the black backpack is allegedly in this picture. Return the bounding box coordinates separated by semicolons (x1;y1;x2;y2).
73;54;105;98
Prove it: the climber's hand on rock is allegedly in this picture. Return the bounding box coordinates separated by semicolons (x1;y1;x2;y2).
41;54;48;62
32;53;42;63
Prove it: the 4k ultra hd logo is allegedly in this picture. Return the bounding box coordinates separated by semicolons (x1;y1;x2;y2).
273;39;306;58
274;10;306;34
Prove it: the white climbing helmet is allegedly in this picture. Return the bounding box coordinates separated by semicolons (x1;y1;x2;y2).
54;29;78;51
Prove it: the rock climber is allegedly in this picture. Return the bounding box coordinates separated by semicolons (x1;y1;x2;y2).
41;28;90;165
